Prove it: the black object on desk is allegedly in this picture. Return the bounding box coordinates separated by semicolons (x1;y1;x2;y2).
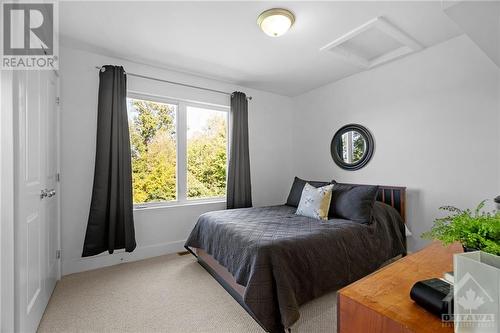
410;278;453;317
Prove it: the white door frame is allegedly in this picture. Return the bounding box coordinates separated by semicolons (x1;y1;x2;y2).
1;70;16;333
55;70;62;279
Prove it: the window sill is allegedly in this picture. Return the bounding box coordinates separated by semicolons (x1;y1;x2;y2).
133;198;226;211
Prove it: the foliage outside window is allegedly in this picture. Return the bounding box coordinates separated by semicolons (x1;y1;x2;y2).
127;97;228;205
187;106;227;199
128;98;177;203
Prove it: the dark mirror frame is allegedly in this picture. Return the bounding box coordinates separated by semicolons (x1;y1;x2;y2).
330;124;374;171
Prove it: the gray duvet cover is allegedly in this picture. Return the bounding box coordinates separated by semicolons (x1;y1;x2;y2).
185;202;406;332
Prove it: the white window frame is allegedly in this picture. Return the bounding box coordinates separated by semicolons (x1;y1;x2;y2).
127;91;229;210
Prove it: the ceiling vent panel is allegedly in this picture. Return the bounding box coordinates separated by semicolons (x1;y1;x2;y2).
320;17;423;69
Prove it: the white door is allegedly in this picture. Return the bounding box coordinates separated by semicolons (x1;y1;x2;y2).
15;69;60;333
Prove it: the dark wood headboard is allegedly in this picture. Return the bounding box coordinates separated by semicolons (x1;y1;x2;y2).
376;186;406;223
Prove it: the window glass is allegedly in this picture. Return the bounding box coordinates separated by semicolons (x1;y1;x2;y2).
186;106;227;199
127;98;177;203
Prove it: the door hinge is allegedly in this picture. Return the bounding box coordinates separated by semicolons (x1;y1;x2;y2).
56;97;60;105
56;250;61;259
56;173;60;182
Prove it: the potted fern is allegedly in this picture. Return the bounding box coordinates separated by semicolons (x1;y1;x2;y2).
422;200;500;256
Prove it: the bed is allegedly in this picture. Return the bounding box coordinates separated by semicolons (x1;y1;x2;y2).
185;185;407;333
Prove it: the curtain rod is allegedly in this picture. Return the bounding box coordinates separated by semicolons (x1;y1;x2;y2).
95;66;252;100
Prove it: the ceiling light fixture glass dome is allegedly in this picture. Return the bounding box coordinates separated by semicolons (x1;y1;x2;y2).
257;8;295;37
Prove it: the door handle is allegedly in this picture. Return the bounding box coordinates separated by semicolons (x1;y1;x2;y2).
47;189;56;198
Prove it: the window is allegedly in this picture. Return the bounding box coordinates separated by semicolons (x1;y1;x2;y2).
127;98;177;204
127;95;228;207
187;106;227;199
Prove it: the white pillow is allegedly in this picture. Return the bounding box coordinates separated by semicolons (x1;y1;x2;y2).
295;183;334;220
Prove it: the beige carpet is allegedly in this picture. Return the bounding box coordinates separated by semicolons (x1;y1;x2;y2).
38;254;337;333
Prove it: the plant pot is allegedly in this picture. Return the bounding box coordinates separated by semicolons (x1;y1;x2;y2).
453;251;500;333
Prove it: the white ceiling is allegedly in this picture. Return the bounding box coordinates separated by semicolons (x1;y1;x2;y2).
445;1;500;68
60;1;463;96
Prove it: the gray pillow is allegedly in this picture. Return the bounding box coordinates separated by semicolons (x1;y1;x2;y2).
329;181;379;224
286;177;331;207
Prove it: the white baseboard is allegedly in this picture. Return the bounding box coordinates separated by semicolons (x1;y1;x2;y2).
62;240;187;276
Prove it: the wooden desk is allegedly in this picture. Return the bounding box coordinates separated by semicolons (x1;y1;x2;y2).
338;242;462;333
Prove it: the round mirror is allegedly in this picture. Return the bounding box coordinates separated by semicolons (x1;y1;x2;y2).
331;124;374;170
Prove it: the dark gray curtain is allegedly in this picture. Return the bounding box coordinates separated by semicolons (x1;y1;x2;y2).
227;92;252;209
82;65;136;257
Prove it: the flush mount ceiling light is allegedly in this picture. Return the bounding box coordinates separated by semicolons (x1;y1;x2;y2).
257;8;295;37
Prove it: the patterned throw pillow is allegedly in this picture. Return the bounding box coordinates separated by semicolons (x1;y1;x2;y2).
295;183;334;220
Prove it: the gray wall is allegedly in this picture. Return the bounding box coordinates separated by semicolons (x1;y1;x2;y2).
291;35;500;251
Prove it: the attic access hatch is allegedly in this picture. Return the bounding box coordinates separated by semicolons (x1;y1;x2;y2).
321;17;423;69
